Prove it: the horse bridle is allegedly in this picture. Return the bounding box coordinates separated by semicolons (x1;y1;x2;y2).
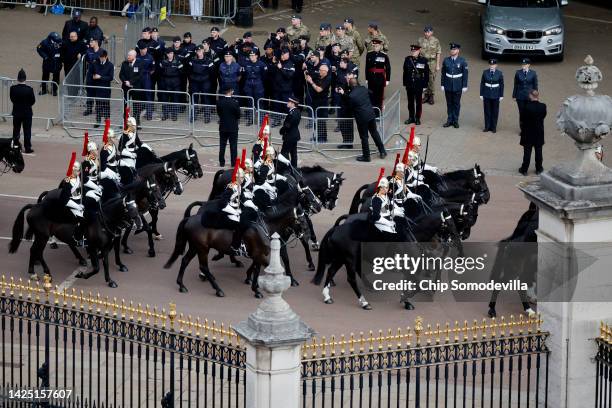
97;197;136;237
0;142;20;175
176;150;201;186
300;185;322;215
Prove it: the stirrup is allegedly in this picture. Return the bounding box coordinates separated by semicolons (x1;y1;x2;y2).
231;243;249;258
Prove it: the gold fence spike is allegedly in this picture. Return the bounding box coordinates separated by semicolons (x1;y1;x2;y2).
518;314;524;334
311;337;317;358
487;318;493;338
463;321;469;341
396;328;402;348
425;324;432;345
415;317;423;345
444;322;450;343
472;320;479;340
387;329;393;350
168;303;177;329
330;335;336;356
500;316;506;337
321;336;327;357
509;315;515;335
435;323;441;345
368;330;374;352
359;332;365;353
340;334;346;355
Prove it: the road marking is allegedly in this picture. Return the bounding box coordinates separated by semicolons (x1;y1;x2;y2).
56;268;84;292
450;0;612;24
0;193;38;200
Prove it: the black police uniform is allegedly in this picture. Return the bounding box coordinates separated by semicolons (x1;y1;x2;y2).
188;53;216;122
365;49;391;114
273;57;296;115
37;34;63;95
402;51;429;125
159;54;183;120
480;65;504;133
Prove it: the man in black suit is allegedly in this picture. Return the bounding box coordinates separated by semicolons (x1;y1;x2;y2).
338;78;387;162
216;86;241;167
10;69;36;154
519;90;546;176
280;96;301;167
119;50;144;126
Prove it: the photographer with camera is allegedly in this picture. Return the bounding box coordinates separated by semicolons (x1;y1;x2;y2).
305;62;331;143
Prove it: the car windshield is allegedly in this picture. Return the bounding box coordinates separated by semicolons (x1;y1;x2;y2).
489;0;558;7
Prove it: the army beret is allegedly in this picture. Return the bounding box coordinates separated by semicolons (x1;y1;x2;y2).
368;22;379;29
489;58;498;65
172;36;181;42
371;38;383;44
319;23;330;30
521;57;531;64
276;27;286;33
291;14;302;19
344;17;354;24
183;32;192;38
449;42;460;49
410;44;421;51
196;44;204;50
151;27;159;33
224;49;233;56
142;27;151;33
336;24;345;30
210;26;220;32
332;42;341;48
89;37;98;43
243;31;252;38
424;25;433;32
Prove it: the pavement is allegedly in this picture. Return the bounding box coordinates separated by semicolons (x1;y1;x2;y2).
1;0;612;337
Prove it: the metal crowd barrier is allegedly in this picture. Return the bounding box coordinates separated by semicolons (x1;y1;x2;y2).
58;0;128;14
257;98;315;153
164;0;236;27
0;77;60;130
313;106;382;160
62;84;124;131
127;88;192;142
192;93;256;147
381;89;401;144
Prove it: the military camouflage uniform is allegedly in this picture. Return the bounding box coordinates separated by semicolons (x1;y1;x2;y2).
345;27;365;66
315;34;333;50
365;32;389;53
286;23;311;42
418;35;442;103
332;34;355;57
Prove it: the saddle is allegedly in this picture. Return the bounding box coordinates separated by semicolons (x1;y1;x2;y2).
40;188;76;224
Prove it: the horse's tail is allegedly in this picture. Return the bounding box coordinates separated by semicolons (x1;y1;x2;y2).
312;227;334;285
334;214;349;227
9;204;34;254
37;191;48;203
208;170;224;200
349;184;369;214
164;217;189;269
184;201;205;218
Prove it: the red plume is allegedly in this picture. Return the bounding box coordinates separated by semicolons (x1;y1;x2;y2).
402;126;416;165
375;167;385;188
258;114;269;139
81;132;89;157
262;136;268;160
241;148;247;169
392;153;400;174
66;151;77;177
124;107;130;130
231;158;241;183
102;119;110;144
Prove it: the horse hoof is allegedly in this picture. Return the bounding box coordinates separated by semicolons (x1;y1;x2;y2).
233;261;244;268
244;278;252;285
79;259;88;267
50;243;59;250
216;290;225;298
107;280;118;288
362;303;372;310
148;250;156;258
254;292;263;299
153;234;163;241
29;273;38;281
404;302;415;311
179;286;188;293
324;298;334;304
199;272;208;281
123;247;134;255
290;278;300;287
488;308;497;318
307;264;315;271
118;265;128;272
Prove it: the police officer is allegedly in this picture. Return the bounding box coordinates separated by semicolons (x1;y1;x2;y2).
402;45;429;125
90;50;114;128
441;43;468;128
286;15;310;42
512;58;538;136
62;9;88;42
181;32;197;62
219;50;242;95
365;22;389;53
136;45;155;121
150;28;165;100
365;39;390;114
207;27;228;63
280;96;302;167
37;32;62;96
480;58;504;133
136;27;160;57
159;48;183;121
188;44;215;122
418;25;442;105
273;48;296;122
242;50;267;125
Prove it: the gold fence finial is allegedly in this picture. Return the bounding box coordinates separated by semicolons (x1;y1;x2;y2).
42;274;52;299
415;316;423;345
168;302;177;329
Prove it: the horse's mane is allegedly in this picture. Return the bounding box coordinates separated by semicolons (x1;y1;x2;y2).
159;149;187;162
300;165;330;174
138;163;166;177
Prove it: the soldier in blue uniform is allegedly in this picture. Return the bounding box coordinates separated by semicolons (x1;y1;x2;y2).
136;45;155;121
219;50;242;96
188;44;216;123
512;58;538;136
479;58;504;133
242;50;268;125
159;48;183;121
37;32;63;96
441;43;468;128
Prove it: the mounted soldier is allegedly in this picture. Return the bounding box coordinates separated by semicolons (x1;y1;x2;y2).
369;168;397;241
252;115;270;163
118;116;141;184
99;123;121;199
81;133;102;225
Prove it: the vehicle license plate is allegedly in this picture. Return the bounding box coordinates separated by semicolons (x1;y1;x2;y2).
512;44;536;50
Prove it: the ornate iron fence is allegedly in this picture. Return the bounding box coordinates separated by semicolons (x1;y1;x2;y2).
301;316;549;408
0;275;246;408
596;322;612;408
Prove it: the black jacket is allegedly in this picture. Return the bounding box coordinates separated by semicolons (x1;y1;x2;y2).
280;107;301;142
61;40;87;72
344;86;376;124
402;55;429;90
90;59;114;98
10;83;35;118
119;59;143;93
62;19;89;42
216;96;241;133
520;100;547;147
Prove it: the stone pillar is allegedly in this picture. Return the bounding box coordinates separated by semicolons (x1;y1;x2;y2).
234;233;314;408
519;56;612;408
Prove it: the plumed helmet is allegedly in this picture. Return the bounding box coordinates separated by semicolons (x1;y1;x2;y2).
73;161;81;171
265;145;275;157
408;150;419;166
127;116;137;128
395;162;406;173
413;136;422;148
377;177;389;189
243;158;253;169
87;141;97;153
107;128;115;139
236;167;245;180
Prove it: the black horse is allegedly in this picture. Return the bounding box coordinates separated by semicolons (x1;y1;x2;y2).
312;210;462;310
0;138;25;174
9;196;139;287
